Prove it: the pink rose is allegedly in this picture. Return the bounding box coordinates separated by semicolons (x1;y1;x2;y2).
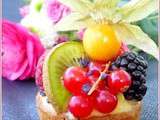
2;20;45;81
46;0;71;23
19;5;30;17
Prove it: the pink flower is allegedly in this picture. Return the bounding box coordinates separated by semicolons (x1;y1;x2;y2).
2;20;45;81
77;28;86;40
19;5;30;17
46;0;70;23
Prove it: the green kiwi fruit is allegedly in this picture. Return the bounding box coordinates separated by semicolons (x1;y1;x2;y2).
43;41;86;113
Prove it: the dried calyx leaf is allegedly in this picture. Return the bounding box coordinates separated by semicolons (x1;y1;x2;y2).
112;23;159;60
120;0;157;23
54;0;158;60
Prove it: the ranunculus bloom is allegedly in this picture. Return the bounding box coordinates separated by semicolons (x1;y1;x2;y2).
2;20;45;81
19;5;30;17
46;0;70;23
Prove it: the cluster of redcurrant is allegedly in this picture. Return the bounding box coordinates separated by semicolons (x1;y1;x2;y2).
63;61;132;118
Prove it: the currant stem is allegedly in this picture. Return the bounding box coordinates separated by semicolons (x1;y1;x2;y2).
88;62;111;95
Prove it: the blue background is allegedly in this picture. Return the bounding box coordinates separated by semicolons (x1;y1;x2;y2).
2;0;158;120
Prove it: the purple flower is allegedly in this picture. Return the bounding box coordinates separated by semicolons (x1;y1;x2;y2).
46;0;71;23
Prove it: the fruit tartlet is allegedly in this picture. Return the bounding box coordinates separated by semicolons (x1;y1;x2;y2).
35;24;148;120
35;0;158;119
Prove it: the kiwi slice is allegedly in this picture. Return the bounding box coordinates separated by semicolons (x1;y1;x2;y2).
43;41;86;112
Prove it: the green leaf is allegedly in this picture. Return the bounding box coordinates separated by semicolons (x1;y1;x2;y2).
112;24;159;60
120;0;157;22
135;13;158;44
57;0;91;13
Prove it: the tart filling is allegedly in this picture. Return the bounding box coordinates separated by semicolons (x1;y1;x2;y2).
37;92;141;119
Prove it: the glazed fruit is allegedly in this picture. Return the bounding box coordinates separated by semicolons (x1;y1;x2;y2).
94;90;118;113
110;52;148;101
87;62;105;80
69;96;93;118
63;66;90;95
108;69;131;94
43;41;86;112
88;62;108;90
83;24;121;61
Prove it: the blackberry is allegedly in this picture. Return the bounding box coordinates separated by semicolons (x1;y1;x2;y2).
110;52;148;101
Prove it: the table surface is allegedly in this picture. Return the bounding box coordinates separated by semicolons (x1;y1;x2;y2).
2;0;158;120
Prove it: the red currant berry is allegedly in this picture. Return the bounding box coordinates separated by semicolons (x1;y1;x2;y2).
94;90;117;113
88;75;107;90
88;62;107;90
89;62;105;74
69;96;93;118
108;69;131;94
63;66;89;95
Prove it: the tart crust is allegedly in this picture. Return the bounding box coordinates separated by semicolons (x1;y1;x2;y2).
36;92;141;120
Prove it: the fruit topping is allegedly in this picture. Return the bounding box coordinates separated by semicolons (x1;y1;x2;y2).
110;52;148;101
69;96;93;118
108;69;131;94
43;41;86;112
94;90;118;113
83;24;121;61
89;62;106;73
63;61;121;117
88;62;111;95
87;62;108;90
63;66;90;95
